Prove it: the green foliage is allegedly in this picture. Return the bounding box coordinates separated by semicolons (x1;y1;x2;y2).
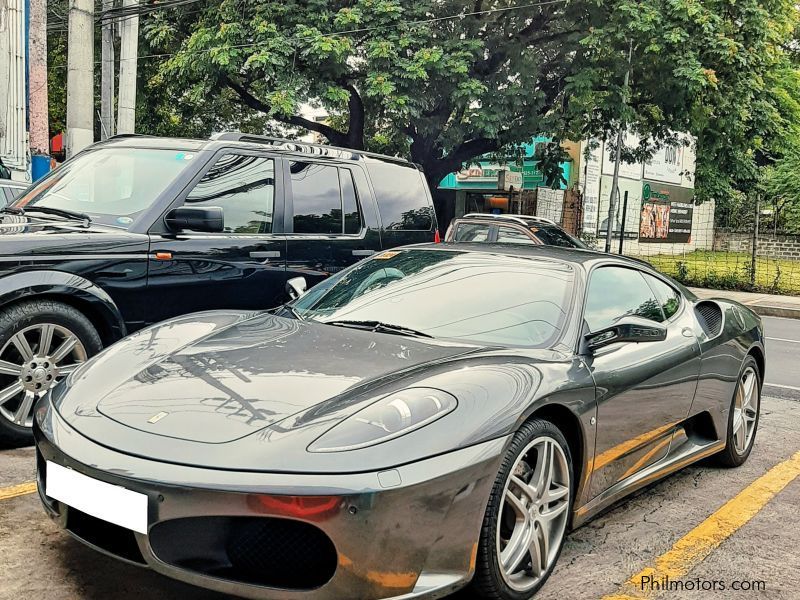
59;0;798;203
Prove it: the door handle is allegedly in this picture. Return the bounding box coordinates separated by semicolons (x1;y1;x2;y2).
250;251;281;259
352;249;376;257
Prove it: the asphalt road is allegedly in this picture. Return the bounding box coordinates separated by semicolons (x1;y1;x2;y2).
0;320;798;599
762;316;800;399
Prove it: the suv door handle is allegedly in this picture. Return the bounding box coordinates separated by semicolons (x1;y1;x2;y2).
250;251;281;259
352;249;376;256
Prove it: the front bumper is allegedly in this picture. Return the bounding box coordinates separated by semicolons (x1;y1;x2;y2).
34;400;507;600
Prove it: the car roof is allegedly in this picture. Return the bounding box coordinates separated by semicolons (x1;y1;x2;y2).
456;213;559;227
94;133;418;168
405;242;660;271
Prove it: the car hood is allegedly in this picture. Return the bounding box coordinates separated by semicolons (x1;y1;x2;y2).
55;311;482;445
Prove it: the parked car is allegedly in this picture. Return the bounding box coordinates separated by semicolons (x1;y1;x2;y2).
0;133;437;445
0;179;26;205
446;213;587;248
36;244;764;600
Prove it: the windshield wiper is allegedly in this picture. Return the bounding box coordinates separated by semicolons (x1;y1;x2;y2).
325;320;433;338
21;205;92;223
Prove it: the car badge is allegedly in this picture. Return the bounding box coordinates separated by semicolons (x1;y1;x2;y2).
147;411;169;424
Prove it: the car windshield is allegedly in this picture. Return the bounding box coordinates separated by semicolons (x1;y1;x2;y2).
292;249;574;347
12;148;194;229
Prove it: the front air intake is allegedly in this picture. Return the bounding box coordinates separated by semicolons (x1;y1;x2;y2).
695;301;723;338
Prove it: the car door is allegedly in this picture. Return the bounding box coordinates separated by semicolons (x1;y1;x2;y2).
146;151;287;324
582;265;701;498
284;160;382;287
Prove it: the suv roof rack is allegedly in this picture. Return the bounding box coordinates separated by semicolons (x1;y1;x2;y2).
211;132;415;167
461;213;557;227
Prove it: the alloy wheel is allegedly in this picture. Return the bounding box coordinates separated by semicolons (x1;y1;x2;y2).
496;435;571;593
0;324;87;428
732;365;759;455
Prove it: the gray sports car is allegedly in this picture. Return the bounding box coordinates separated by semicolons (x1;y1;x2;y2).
34;244;765;600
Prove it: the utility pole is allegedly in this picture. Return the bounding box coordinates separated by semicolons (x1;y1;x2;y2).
29;0;51;180
604;40;634;253
117;0;139;134
66;0;95;158
100;0;116;140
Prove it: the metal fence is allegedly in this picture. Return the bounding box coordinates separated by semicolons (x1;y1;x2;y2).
532;187;800;296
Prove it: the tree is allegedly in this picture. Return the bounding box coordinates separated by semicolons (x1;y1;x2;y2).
137;0;796;202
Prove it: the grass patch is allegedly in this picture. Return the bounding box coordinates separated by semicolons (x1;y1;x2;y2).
634;251;800;296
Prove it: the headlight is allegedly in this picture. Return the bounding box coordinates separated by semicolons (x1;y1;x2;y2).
308;387;457;452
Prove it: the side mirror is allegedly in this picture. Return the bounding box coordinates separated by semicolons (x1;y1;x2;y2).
285;277;308;300
165;206;224;233
584;316;667;352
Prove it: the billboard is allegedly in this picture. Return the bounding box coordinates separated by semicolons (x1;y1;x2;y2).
639;181;694;243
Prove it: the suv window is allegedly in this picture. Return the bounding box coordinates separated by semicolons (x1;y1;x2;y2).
291;162;363;234
366;163;433;230
184;154;274;234
497;226;536;245
645;274;682;320
584;267;665;332
454;222;491;242
533;225;580;248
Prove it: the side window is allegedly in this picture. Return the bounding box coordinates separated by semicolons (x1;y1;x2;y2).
366;163;434;230
454;222;491;242
584;267;665;332
291;162;363;234
532;226;579;248
645;274;682;320
184;154;274;234
496;226;536;245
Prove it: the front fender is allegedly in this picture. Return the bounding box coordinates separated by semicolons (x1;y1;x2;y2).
0;270;127;343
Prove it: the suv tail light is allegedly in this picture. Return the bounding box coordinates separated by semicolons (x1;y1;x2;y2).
434;230;441;243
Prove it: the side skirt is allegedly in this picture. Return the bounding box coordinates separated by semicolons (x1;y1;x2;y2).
571;424;724;528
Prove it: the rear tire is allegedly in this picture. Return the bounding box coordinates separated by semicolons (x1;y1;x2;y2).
0;300;102;447
471;419;573;600
713;355;761;468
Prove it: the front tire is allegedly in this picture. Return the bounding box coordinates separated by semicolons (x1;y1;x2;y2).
714;355;761;468
0;300;102;447
471;419;573;600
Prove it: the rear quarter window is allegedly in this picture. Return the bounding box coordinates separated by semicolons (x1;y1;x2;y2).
366;162;434;231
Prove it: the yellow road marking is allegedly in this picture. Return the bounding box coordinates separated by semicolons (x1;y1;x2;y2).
603;450;800;600
0;481;37;501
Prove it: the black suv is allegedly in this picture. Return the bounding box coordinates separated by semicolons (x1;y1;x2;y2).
0;133;437;444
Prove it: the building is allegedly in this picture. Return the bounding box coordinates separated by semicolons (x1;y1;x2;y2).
0;0;29;181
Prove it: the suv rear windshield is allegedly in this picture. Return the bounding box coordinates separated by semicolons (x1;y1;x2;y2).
13;148;192;229
366;163;433;230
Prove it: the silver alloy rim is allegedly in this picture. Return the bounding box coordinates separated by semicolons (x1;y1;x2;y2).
496;435;570;592
733;366;759;455
0;324;87;428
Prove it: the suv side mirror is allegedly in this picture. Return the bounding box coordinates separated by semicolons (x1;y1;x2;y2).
584;316;667;352
286;277;308;300
165;206;224;233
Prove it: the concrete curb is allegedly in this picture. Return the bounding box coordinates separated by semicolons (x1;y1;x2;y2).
747;304;800;320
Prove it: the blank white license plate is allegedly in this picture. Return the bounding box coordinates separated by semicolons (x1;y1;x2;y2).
45;461;148;534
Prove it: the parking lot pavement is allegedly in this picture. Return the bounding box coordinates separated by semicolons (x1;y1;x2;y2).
0;395;798;600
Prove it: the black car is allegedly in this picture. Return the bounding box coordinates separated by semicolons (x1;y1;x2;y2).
446;213;587;248
0;179;26;205
0;133;437;445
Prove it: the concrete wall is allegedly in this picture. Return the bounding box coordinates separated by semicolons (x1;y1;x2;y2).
0;0;29;182
714;230;800;260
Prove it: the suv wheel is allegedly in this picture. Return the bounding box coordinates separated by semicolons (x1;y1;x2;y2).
0;300;102;446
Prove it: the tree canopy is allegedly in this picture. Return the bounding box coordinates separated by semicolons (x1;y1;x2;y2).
46;0;794;204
